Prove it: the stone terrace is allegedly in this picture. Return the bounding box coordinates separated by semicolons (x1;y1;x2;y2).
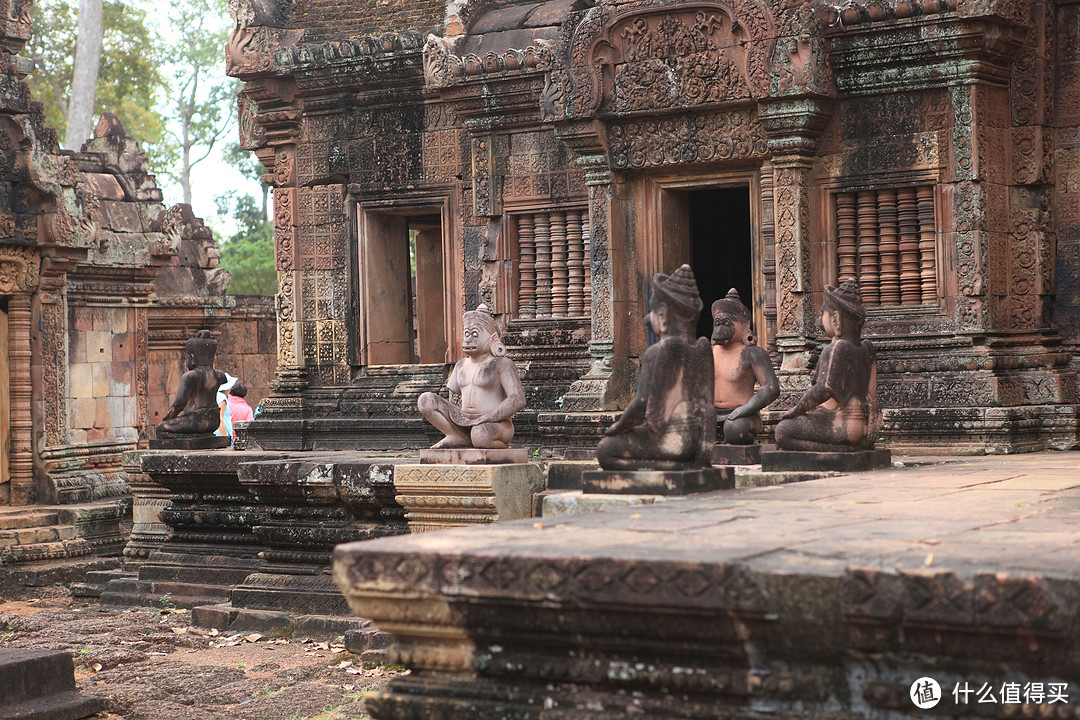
334;452;1080;719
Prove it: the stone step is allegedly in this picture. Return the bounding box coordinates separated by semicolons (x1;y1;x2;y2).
0;539;92;564
191;603;370;641
0;556;122;588
0;649;105;718
0;510;60;530
99;578;232;609
70;569;137;599
0;524;78;545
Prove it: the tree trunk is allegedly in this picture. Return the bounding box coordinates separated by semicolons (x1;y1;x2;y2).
64;0;104;150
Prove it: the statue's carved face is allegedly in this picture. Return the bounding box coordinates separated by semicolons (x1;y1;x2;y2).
186;350;197;371
646;299;669;337
712;311;744;345
462;322;494;357
820;306;840;339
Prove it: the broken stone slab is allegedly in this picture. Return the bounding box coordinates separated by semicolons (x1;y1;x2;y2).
394;463;544;531
581;467;734;495
761;448;892;473
0;649;105;720
419;448;529;464
711;443;772;465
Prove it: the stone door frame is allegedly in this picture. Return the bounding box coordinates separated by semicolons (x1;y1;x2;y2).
353;191;462;368
635;168;767;353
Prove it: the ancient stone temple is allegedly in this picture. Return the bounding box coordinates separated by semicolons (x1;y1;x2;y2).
0;8;275;572
230;0;1079;454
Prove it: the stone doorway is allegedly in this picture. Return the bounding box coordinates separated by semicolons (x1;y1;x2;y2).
689;186;754;340
643;175;764;345
356;206;451;366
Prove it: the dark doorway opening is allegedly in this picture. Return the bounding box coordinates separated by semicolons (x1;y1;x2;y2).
689;186;753;340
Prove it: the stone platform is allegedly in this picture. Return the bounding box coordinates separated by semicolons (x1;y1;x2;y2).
711;443;770;465
394;463;544;532
582;466;734;495
419;448;529;464
334;452;1080;719
762;447;892;472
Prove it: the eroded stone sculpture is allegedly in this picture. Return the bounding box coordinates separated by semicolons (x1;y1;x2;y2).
596;264;715;471
154;330;230;448
418;304;526;449
775;279;881;451
711;288;779;445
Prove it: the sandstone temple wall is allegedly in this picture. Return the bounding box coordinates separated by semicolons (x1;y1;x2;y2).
226;0;1080;453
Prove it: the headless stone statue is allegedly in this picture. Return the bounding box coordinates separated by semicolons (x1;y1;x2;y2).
774;279;881;451
596;264;715;471
418;305;526;449
155;331;229;442
711;289;779;445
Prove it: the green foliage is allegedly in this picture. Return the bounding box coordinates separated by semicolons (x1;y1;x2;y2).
216;192;276;295
164;0;240;204
26;0;172;165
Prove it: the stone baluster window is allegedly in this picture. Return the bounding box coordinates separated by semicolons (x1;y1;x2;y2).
513;208;591;319
834;185;938;306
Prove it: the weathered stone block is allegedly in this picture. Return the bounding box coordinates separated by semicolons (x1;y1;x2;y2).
92;362;110;398
711;443;768;465
69;363;93;399
582;467;734;495
761;448;892;473
148;435;232;450
394;463;544;532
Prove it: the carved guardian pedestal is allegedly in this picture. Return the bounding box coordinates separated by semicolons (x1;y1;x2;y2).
711;444;769;466
582;467;734;495
761;449;892;473
394;463;544;532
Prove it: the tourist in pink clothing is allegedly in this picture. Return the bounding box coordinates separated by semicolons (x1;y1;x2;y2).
226;380;254;439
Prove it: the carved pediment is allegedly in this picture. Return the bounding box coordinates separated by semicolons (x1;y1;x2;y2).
566;1;777;120
602;10;753;114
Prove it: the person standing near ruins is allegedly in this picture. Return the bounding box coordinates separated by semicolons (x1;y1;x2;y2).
225;380;254;440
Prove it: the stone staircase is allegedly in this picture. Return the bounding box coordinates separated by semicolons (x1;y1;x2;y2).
0;500;128;585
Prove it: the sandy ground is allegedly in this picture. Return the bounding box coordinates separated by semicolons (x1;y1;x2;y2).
0;584;400;720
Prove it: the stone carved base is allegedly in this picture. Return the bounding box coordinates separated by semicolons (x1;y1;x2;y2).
420;448;529;464
394;463;545;532
711;444;771;466
582;467;734;495
149;435;232;450
761;449;892;473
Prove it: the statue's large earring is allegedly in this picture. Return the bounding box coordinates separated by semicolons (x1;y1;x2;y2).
744;325;756;346
492;338;507;357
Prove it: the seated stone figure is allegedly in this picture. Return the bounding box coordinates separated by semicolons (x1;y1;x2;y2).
418;304;526;449
775;279;881;451
597;264;715;471
156;330;229;439
711;289;779;444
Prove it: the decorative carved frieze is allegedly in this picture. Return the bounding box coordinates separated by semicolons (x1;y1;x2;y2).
607;110;767;170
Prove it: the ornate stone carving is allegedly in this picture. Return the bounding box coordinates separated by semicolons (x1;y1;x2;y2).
0;244;39;293
607;110;768;170
565;0;776;120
